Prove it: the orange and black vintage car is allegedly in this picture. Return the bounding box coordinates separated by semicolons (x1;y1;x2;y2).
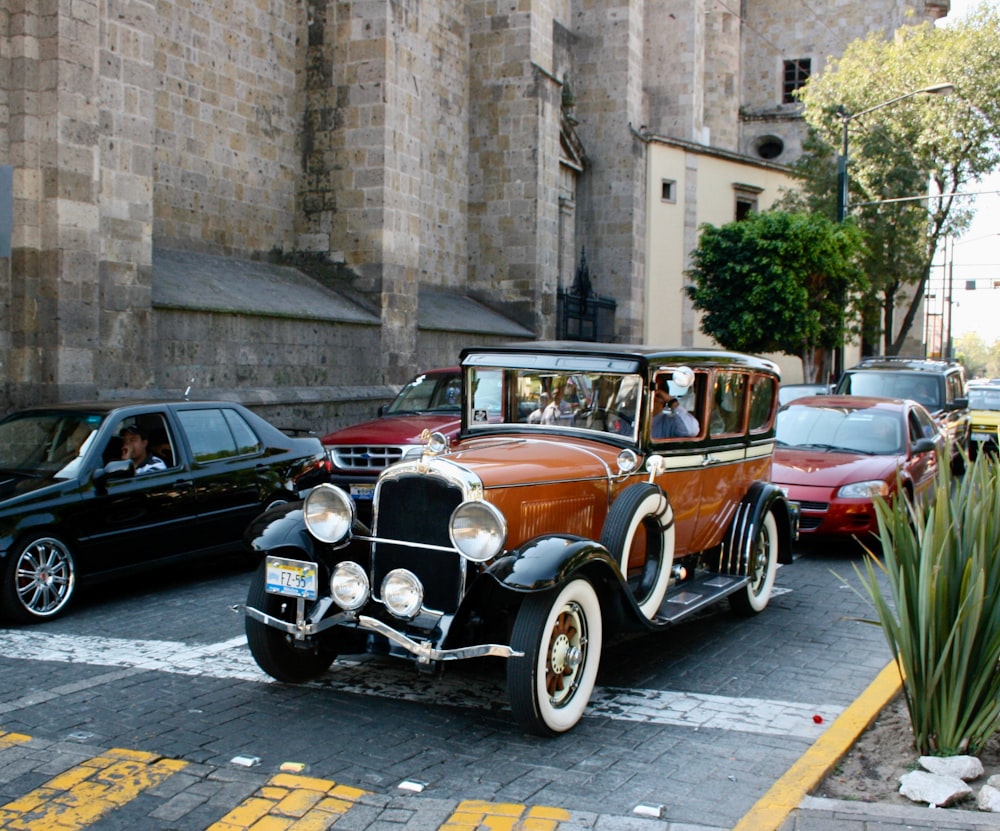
241;342;797;735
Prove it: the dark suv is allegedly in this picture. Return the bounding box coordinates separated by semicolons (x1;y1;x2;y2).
834;356;970;470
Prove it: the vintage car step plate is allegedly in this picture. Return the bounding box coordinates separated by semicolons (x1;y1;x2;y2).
265;556;318;600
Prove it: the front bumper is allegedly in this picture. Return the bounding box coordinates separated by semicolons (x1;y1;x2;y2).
239;603;523;664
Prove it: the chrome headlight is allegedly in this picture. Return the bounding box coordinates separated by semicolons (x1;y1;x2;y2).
381;569;423;619
330;561;369;610
837;480;889;499
449;501;507;562
303;484;355;543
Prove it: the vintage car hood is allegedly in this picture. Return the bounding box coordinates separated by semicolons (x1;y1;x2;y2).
771;447;900;488
443;435;625;487
322;413;462;446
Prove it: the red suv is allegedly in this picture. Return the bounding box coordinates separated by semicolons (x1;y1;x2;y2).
320;368;461;511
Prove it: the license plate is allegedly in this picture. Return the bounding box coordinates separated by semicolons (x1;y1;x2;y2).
349;483;375;500
972;432;996;443
265;556;318;600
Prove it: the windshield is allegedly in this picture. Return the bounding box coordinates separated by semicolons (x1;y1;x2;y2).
0;411;106;478
385;372;462;415
465;367;642;442
840;372;939;409
777;405;902;455
969;387;1000;411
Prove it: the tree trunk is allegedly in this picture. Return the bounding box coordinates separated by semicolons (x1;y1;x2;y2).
889;262;932;356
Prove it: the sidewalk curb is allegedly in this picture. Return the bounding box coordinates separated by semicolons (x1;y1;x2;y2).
731;659;902;831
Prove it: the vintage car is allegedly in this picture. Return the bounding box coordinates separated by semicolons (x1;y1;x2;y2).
241;343;797;735
0;401;329;622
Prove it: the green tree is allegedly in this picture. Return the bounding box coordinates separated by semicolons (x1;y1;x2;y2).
784;6;1000;355
955;331;992;378
685;211;866;382
956;331;1000;379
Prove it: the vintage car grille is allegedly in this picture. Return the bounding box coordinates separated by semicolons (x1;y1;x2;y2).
373;476;466;613
331;445;405;471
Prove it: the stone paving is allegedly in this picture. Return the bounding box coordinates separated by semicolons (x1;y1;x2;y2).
0;550;985;830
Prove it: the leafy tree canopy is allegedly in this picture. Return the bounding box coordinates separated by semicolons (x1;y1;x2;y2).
685;211;866;382
782;5;1000;355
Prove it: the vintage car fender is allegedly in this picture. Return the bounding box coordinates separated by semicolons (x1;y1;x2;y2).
243;501;316;558
484;533;672;631
721;481;797;574
486;534;622;594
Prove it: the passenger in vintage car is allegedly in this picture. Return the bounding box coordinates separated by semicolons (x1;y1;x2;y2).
650;389;699;438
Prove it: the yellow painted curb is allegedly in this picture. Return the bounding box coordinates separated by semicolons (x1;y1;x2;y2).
731;659;903;831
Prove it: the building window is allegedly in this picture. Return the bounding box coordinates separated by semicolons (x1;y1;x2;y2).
661;179;676;203
733;183;763;221
752;135;785;161
782;58;811;104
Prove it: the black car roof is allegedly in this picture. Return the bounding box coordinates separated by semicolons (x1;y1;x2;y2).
847;356;964;374
2;400;256;419
461;341;780;375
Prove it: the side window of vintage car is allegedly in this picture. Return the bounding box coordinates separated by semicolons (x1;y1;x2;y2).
710;372;749;437
650;369;703;441
176;408;262;463
748;374;777;434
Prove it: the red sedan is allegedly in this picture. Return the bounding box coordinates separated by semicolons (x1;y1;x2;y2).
772;395;943;541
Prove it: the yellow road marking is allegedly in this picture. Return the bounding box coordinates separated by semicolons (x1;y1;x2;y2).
0;732;30;751
206;773;369;830
442;800;570;831
0;746;187;830
731;660;903;831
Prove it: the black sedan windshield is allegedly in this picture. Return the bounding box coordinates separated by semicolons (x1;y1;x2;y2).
0;411;104;478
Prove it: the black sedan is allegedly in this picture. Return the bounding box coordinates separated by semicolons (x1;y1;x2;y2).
0;400;330;622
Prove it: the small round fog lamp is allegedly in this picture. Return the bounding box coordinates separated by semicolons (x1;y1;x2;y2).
381;569;423;619
330;561;370;610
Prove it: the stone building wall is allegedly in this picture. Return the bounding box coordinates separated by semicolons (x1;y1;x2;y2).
152;0;302;256
571;0;648;341
739;0;950;165
1;0;955;420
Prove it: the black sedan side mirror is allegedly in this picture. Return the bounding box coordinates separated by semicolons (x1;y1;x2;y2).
93;458;136;487
947;397;969;411
912;438;938;455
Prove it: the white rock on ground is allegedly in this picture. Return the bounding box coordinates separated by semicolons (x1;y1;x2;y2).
899;770;973;807
978;784;1000;812
918;755;985;781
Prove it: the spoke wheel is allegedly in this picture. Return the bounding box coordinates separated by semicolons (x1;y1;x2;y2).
729;510;778;616
245;559;338;682
507;577;602;736
2;535;77;622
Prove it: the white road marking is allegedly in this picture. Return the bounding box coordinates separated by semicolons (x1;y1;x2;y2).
0;630;840;739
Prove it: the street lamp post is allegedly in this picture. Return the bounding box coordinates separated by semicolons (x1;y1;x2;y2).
835;83;954;223
833;82;954;375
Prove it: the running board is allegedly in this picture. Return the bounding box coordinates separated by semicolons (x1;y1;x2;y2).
653;573;749;624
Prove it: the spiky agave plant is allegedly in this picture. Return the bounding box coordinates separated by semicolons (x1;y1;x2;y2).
857;451;1000;755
